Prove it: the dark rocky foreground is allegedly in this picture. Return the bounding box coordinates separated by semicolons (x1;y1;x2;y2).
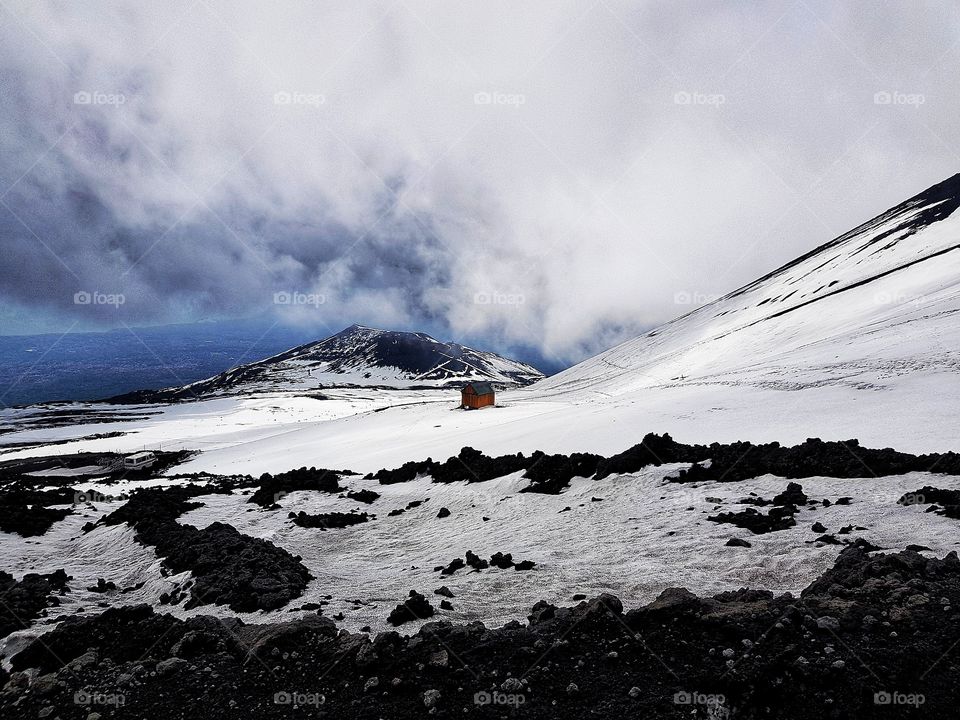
4;547;960;719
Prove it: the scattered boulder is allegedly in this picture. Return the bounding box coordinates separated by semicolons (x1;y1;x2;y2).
155;657;188;677
773;482;807;506
346;489;380;504
465;550;488;570
387;591;435;626
86;578;116;593
439;558;465;576
708;506;797;534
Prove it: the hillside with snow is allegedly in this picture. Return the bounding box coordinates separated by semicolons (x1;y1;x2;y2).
532;173;960;402
106;325;544;403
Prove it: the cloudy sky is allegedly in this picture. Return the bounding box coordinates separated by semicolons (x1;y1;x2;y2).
1;1;958;365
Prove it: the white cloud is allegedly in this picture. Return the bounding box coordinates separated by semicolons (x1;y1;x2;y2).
0;0;958;361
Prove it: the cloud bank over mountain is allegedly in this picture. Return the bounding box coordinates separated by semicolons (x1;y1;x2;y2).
1;0;959;363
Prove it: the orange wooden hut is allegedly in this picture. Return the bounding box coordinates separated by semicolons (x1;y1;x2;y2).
460;381;495;409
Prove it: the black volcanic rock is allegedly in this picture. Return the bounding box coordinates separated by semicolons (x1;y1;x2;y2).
0;569;70;639
346;489;380;504
99;486;311;612
899;487;960;518
594;433;709;479
0;504;71;537
387;591;434;626
86;578;116;593
439;558;465;576
521;451;603;494
670;438;960;484
369;447;531;486
249;467;346;507
708;506;797;534
465;551;488;570
773;482;807;506
366;435;960;495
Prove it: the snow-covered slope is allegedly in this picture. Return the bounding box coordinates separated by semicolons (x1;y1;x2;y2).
4;468;960;643
533;173;960;401
108;325;544;402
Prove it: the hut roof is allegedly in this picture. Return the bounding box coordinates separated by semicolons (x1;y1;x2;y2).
463;381;494;396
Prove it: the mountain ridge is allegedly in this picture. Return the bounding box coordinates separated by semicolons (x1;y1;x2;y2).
105;325;544;403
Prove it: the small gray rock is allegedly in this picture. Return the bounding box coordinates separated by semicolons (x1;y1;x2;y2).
156;657;189;677
816;616;840;631
31;674;58;695
501;677;523;692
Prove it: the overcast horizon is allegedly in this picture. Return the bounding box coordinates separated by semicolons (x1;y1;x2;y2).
2;1;960;368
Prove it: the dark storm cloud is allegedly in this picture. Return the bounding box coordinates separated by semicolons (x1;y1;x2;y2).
1;1;958;361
